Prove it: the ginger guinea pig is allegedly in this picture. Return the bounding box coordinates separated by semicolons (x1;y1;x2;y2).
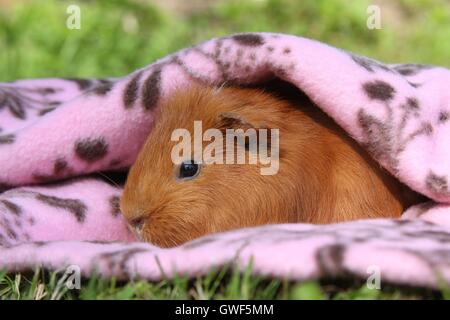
120;82;422;247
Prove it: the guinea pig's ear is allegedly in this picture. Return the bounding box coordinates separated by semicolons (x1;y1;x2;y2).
217;112;254;131
217;112;272;149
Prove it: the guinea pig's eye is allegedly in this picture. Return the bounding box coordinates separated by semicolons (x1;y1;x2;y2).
178;160;200;180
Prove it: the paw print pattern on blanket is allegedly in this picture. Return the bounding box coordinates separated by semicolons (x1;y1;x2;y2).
0;177;135;247
2;218;450;288
1;33;450;287
357;81;432;172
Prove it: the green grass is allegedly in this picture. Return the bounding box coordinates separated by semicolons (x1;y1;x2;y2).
0;0;449;81
0;266;444;300
0;0;449;299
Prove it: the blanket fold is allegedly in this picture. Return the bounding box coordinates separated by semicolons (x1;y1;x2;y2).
1;33;450;288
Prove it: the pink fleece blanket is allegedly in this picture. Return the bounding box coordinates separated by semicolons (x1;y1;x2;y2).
1;33;450;289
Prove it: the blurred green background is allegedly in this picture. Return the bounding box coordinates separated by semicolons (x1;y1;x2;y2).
0;0;449;82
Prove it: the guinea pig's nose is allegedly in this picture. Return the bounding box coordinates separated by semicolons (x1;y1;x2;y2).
129;216;145;239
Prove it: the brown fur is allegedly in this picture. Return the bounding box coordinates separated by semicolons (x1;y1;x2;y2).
121;84;423;247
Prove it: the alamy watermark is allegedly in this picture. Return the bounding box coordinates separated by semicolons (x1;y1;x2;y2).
366;265;381;290
66;4;81;30
57;264;81;290
171;121;280;175
367;5;382;30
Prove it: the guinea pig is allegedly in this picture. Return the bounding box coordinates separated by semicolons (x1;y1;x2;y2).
120;81;423;247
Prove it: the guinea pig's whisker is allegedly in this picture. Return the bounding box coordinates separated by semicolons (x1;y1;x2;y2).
93;171;121;189
213;81;228;95
134;227;144;242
